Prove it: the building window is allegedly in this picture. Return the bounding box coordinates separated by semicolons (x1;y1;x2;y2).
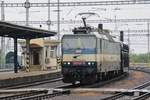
45;46;49;58
50;46;57;58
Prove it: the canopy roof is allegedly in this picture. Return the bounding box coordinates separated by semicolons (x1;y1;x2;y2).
0;21;56;39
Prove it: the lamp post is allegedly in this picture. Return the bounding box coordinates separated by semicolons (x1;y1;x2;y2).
57;0;60;40
112;7;121;33
24;0;30;26
57;0;61;58
126;24;130;46
47;0;51;31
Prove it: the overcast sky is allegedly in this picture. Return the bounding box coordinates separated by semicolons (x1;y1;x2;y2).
1;0;150;54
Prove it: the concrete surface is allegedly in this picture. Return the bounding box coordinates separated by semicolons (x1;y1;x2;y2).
0;69;61;88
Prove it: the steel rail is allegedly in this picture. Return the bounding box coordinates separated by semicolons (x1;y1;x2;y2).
0;91;46;100
102;82;150;100
132;92;150;100
101;93;125;100
17;90;70;100
101;68;150;100
3;78;62;89
134;81;150;89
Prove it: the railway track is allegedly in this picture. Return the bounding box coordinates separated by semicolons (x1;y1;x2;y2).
3;78;62;89
101;81;150;100
17;90;70;100
132;92;150;100
101;67;150;100
0;91;47;100
0;72;128;100
1;67;149;100
0;89;70;100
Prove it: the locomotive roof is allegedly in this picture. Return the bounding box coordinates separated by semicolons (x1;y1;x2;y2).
62;33;121;44
63;26;123;43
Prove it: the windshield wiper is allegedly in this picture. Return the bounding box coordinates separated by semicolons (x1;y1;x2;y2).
64;41;71;49
73;55;81;58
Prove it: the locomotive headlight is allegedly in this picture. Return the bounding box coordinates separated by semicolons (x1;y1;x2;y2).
68;62;71;65
88;62;91;65
64;62;67;65
92;62;94;65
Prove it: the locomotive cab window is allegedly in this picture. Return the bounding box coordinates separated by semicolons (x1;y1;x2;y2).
62;35;96;50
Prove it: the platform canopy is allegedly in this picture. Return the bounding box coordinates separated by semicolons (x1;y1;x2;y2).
0;21;57;73
0;21;56;39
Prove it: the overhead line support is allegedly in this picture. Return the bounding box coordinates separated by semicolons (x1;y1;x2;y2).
1;1;150;7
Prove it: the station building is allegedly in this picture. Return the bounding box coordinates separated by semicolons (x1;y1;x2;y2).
19;38;60;71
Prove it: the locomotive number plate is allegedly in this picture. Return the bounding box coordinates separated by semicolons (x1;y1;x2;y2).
75;50;81;54
73;61;84;65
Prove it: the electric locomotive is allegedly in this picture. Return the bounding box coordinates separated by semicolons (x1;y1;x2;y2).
61;19;129;85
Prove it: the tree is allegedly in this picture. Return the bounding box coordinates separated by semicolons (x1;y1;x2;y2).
130;53;148;63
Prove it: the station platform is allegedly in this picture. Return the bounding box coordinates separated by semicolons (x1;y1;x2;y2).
0;69;61;88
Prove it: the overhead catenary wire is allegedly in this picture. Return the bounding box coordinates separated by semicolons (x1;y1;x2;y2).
1;0;150;7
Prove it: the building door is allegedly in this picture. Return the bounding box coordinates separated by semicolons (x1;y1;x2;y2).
33;51;39;65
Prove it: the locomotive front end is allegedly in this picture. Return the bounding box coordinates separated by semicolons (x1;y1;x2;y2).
61;35;97;84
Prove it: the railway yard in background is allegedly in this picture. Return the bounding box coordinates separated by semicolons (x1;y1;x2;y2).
0;66;150;100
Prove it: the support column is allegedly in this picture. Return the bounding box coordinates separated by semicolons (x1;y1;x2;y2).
22;47;26;67
48;46;51;68
26;39;30;72
1;1;5;69
42;46;46;70
47;46;50;58
14;38;18;73
1;1;5;21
